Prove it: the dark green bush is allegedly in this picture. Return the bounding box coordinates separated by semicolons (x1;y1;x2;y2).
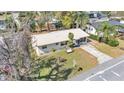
107;39;119;47
89;34;98;41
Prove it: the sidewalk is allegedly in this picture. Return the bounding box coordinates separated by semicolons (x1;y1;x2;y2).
80;44;113;64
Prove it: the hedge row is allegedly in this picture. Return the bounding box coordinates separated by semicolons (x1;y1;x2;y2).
89;34;119;47
106;39;119;47
89;34;98;41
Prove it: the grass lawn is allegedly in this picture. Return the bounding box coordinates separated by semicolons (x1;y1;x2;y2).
41;48;98;79
90;38;124;58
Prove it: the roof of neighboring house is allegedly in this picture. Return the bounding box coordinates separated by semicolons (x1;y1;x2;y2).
90;20;124;30
90;22;102;29
108;20;124;26
88;11;107;19
32;29;89;46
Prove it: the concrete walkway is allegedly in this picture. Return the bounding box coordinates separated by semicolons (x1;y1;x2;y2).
80;44;113;64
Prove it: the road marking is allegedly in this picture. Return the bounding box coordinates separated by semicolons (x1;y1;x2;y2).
99;75;107;81
85;71;104;81
84;60;124;81
111;71;121;77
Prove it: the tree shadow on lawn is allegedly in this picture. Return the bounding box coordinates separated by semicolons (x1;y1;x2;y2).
39;67;73;81
31;56;73;81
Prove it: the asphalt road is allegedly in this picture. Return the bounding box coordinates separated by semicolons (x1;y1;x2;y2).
69;55;124;81
89;60;124;81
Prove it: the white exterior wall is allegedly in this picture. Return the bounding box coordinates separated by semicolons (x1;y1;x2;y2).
86;25;97;35
37;42;67;54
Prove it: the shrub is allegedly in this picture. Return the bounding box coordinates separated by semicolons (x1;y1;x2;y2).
67;40;74;48
107;39;119;47
89;34;98;41
58;57;67;62
51;48;56;52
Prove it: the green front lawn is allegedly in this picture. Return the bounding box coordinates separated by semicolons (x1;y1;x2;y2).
39;48;98;80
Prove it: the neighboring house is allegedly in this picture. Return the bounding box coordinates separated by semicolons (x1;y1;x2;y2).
48;18;62;31
32;28;89;55
88;11;109;23
86;12;109;35
0;16;6;31
108;20;124;33
86;23;97;35
35;18;61;32
108;20;124;26
86;19;124;35
86;22;102;35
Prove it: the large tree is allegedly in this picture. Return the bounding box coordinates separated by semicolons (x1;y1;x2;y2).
60;11;89;29
61;12;73;29
99;22;116;42
76;11;89;28
0;30;32;80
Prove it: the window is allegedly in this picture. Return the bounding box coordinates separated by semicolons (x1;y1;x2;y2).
90;27;93;31
56;43;59;45
42;45;47;49
61;41;67;46
80;38;86;42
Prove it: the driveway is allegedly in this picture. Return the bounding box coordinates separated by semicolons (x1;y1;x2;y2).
80;44;113;64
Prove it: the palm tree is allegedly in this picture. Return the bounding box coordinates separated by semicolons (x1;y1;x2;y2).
72;11;89;29
100;22;110;42
70;11;78;28
100;22;116;42
29;19;36;32
60;12;72;29
79;12;89;28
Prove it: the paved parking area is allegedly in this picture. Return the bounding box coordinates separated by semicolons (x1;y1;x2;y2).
81;44;113;64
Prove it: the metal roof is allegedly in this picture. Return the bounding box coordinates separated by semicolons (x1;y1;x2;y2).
91;20;124;29
108;20;124;26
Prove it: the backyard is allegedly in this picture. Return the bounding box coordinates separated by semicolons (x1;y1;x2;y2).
90;38;124;58
37;48;98;80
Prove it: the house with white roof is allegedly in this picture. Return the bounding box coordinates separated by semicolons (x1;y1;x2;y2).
32;28;89;55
